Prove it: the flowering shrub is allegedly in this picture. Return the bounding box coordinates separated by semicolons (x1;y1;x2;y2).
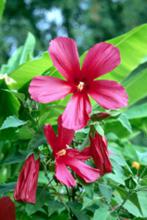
0;24;147;220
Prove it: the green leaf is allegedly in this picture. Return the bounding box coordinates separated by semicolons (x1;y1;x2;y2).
105;24;147;82
92;205;109;220
0;85;20;124
125;103;147;119
0;182;16;195
0;47;24;74
95;123;104;136
10;52;52;89
125;68;147;105
19;32;36;65
118;113;132;133
137;191;147;217
99;184;112;203
0;116;27;130
0;0;5;19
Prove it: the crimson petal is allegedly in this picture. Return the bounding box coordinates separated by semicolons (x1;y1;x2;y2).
57;116;75;149
49;37;80;82
88;80;128;109
62;93;92;130
82;42;120;80
66;158;100;183
44;124;57;152
29;76;72;103
55;159;76;187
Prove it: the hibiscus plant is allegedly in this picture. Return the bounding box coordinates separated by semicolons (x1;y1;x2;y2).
0;24;147;220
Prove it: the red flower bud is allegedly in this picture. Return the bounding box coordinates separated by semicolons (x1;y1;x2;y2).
90;132;112;175
0;197;16;220
14;154;40;204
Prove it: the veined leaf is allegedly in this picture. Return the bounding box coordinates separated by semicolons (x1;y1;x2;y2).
10;52;52;89
106;24;147;81
19;32;36;65
0;0;5;19
0;115;27;130
125;68;147;105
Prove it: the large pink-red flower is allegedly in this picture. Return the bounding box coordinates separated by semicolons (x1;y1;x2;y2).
44;117;100;187
14;154;40;204
29;37;128;130
0;197;16;220
82;132;112;176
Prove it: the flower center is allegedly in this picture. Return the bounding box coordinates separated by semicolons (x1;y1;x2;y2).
56;149;66;157
77;81;85;91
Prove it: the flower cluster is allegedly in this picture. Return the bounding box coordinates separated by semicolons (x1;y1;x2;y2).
14;37;128;204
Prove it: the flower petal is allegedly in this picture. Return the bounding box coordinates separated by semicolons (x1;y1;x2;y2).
55;159;76;187
66;158;100;183
49;37;80;82
88;80;128;109
67;148;91;161
62;93;92;130
57;116;75;149
29;76;72;103
44;124;57;152
81;42;120;80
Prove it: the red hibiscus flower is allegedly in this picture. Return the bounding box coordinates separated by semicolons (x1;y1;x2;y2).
0;196;16;220
29;37;128;130
44;117;100;187
14;154;40;204
82;132;112;176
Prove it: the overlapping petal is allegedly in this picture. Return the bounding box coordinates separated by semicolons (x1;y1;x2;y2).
29;76;72;103
88;80;128;109
82;42;120;80
55;159;76;187
66;157;100;183
44;124;57;152
49;37;80;82
62;92;92;130
57;116;75;149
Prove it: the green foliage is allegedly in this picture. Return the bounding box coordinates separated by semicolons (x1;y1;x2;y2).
0;25;147;220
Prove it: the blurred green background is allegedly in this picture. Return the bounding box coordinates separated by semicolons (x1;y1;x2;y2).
1;0;147;64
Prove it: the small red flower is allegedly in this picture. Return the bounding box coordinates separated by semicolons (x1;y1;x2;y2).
0;197;16;220
14;154;40;204
44;117;100;187
29;37;128;130
82;132;112;175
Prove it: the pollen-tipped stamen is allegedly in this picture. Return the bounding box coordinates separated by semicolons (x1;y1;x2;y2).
56;149;66;157
77;81;85;91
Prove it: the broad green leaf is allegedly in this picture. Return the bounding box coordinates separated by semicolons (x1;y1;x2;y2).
125;103;147;119
137;191;147;217
99;184;112;203
106;24;147;81
125;69;147;105
118;113;132;133
10;52;52;89
19;32;36;65
0;0;5;19
95;123;104;136
92;205;109;220
0;47;23;74
0;182;16;195
0;85;20;124
0;33;35;74
0;115;27;130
